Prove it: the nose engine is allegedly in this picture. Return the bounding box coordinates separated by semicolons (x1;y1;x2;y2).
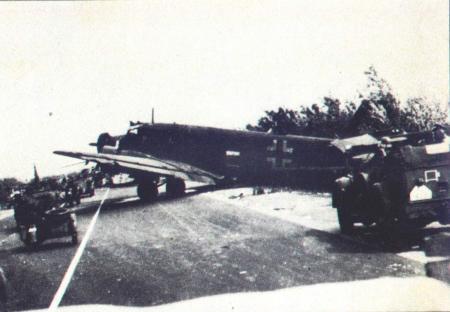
95;133;117;153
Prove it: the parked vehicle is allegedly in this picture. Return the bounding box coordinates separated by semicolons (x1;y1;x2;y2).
18;208;77;246
13;191;78;246
332;126;450;234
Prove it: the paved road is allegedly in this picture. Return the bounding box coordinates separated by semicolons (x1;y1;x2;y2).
0;186;443;311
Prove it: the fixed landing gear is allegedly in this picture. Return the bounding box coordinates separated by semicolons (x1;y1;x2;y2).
137;180;159;202
166;178;186;198
136;177;185;201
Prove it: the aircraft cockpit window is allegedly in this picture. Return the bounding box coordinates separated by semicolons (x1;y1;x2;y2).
128;128;139;135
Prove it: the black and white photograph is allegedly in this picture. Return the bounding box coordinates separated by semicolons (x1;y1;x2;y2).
0;1;449;311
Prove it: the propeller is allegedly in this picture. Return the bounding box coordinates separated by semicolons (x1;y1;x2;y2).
90;132;116;153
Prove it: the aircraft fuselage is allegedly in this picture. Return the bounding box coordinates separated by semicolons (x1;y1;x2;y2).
106;123;345;189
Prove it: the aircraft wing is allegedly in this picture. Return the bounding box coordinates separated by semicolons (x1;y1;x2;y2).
330;134;379;153
53;150;223;185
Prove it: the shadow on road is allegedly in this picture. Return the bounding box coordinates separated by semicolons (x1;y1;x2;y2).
307;225;450;283
308;225;450;255
11;240;76;254
77;185;217;216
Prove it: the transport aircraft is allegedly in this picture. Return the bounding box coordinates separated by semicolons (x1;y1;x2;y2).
54;121;345;201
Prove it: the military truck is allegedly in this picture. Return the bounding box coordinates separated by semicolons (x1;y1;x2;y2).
331;126;449;234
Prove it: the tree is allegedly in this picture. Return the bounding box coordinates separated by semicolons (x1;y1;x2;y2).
246;98;357;137
246;107;301;135
297;98;356;137
399;98;447;132
247;67;446;137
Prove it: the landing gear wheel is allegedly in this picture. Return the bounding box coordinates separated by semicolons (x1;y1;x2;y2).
137;180;159;202
166;178;186;198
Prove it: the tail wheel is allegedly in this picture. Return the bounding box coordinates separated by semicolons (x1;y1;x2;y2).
137;180;158;202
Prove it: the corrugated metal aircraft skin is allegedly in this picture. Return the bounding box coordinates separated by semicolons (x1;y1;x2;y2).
121;123;345;187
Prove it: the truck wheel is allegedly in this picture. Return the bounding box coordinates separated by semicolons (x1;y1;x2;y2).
337;203;354;234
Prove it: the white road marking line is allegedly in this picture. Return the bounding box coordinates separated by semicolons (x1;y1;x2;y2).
49;188;110;310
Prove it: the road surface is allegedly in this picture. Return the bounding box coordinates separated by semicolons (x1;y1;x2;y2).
0;186;448;311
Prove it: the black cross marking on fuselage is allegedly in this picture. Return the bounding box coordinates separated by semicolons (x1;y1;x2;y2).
266;139;293;168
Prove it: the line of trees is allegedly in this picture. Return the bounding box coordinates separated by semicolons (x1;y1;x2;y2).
247;67;447;137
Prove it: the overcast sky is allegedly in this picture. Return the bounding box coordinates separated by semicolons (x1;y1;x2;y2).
0;0;448;180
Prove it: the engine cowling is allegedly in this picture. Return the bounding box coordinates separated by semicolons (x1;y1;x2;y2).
96;133;116;153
